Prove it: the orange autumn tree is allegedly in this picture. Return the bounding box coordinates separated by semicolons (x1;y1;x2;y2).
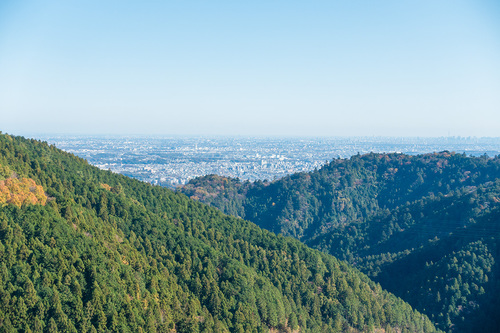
0;164;47;207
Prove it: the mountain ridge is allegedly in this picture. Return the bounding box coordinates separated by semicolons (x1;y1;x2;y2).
0;132;437;332
179;151;500;332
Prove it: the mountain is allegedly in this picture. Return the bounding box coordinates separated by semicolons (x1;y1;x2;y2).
0;132;438;332
179;152;500;332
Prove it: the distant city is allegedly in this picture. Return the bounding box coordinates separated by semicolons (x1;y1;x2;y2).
38;135;500;188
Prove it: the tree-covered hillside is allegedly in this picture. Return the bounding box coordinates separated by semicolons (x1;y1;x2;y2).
0;132;438;332
179;152;500;332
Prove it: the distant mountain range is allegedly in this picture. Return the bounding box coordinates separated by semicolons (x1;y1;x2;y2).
179;152;500;332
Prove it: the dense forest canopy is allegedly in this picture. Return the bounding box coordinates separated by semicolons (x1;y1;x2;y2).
0;132;438;332
180;152;500;332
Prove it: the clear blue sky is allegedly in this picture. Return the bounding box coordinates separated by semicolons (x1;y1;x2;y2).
1;0;499;137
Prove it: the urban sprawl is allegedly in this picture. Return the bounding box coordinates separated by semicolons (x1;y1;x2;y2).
39;136;500;188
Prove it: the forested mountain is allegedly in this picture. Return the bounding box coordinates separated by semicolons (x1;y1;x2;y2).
0;132;438;332
180;152;500;332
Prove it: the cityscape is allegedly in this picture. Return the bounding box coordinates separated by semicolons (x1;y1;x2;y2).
39;135;500;188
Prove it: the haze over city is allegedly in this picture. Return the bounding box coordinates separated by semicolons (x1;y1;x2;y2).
40;135;500;187
1;1;499;137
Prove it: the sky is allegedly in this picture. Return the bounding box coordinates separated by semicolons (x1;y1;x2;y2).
0;0;499;137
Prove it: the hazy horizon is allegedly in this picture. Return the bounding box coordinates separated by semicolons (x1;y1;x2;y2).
10;131;500;140
1;1;499;137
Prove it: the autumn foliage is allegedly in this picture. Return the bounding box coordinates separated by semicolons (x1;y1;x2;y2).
0;164;47;207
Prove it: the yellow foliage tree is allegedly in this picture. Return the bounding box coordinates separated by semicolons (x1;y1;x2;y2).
0;165;47;207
